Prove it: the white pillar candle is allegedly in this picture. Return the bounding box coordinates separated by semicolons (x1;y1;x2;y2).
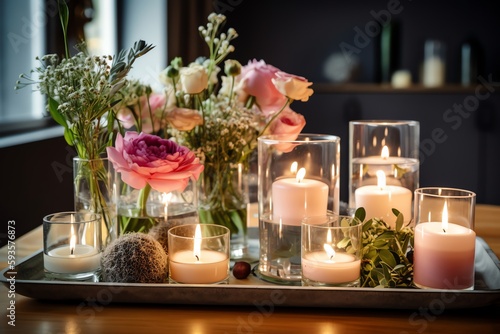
414;204;476;289
44;244;101;274
302;245;360;284
169;250;229;284
354;170;412;227
272;168;329;225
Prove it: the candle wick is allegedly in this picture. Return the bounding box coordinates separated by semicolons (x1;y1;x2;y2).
195;255;199;261
443;229;446;233
330;255;333;260
70;248;74;255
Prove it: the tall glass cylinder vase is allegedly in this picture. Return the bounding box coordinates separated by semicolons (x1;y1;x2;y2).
349;120;419;227
73;157;117;247
257;134;340;285
116;176;198;235
197;161;249;260
413;187;476;290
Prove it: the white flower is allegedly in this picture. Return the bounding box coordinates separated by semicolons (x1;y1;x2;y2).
179;63;208;94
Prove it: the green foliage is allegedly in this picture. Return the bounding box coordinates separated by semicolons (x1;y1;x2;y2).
356;208;415;288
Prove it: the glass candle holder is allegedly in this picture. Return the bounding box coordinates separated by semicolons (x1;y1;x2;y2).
301;214;362;287
43;212;102;280
349;120;419;228
413;187;476;290
257;134;341;285
168;224;230;284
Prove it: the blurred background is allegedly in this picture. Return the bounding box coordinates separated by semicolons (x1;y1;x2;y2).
1;0;499;244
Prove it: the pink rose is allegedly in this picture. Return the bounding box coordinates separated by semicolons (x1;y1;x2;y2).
107;132;204;193
116;94;167;134
238;59;287;117
139;94;167;133
272;71;314;102
167;108;204;131
269;108;306;152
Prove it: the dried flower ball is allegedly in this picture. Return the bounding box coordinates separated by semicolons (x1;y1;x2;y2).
101;233;168;283
148;218;190;254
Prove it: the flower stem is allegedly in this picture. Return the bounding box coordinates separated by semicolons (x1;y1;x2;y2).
137;183;152;217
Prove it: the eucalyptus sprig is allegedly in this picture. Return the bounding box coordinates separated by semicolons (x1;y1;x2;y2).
354;208;415;288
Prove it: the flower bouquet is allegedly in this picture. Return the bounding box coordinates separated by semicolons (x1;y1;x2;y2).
160;13;313;256
15;0;153;244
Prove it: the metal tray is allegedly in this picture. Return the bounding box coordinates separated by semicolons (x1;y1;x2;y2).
2;235;499;309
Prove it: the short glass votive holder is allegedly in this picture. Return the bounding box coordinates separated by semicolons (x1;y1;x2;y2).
257;134;341;285
168;224;230;284
301;214;362;287
413;187;476;290
349;120;419;227
43;212;102;280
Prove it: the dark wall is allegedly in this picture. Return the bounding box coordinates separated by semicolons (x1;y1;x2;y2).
220;0;500;204
0;135;75;247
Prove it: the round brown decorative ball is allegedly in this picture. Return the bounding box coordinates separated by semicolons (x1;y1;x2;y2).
232;261;251;279
101;233;168;283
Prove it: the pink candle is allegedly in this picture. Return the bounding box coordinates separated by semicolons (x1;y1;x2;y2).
413;222;476;289
272;168;328;225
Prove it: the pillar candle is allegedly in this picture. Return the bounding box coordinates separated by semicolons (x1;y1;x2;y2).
272;168;328;225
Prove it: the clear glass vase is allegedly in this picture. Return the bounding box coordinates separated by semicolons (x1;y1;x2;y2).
116;176;198;235
197;161;249;260
73;157;117;246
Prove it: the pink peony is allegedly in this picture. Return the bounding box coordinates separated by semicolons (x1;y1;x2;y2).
107;132;204;193
238;59;287;117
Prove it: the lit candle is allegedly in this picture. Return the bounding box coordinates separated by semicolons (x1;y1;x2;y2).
162;192;172;219
272;167;329;225
43;226;101;274
353;145;417;186
414;203;476;289
302;242;361;284
169;224;229;284
354;170;412;227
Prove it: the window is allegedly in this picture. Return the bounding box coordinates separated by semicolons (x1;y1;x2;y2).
0;0;45;129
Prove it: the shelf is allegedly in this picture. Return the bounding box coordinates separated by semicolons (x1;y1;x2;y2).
313;83;482;94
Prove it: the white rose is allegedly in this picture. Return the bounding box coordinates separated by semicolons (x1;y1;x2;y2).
180;64;209;94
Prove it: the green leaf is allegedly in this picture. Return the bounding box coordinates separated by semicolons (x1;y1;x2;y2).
362;219;373;232
63;128;74;146
379;249;397;268
355;207;366;222
394;211;404;232
337;237;350;249
57;0;70;58
48;97;66;127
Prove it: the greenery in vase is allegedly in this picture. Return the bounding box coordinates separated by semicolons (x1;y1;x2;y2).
353;208;415;288
159;13;314;236
15;0;154;240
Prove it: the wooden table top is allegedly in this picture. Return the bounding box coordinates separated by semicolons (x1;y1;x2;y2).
1;204;499;333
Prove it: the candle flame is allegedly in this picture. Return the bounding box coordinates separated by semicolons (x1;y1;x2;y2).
376;170;386;189
290;161;298;175
296;167;306;183
442;202;448;232
162;192;173;219
381;145;389;159
326;229;332;244
193;224;202;261
323;244;336;260
70;225;76;256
